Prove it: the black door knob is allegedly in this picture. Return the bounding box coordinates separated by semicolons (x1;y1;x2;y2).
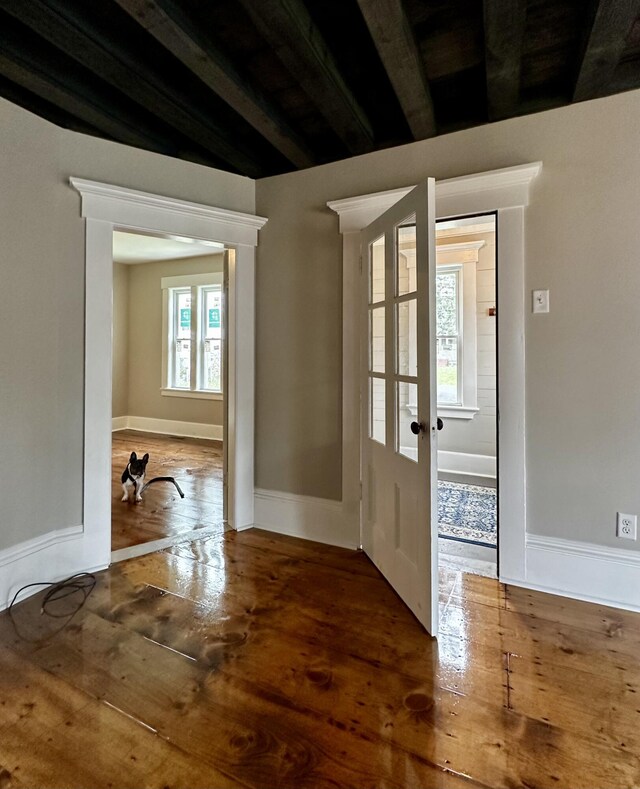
410;421;423;435
437;417;444;431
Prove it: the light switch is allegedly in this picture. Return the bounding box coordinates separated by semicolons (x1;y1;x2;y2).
532;289;549;314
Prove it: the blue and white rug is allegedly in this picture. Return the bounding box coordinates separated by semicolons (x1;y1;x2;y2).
438;480;497;547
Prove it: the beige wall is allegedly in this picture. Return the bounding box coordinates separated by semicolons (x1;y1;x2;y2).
0;97;253;552
255;88;640;552
437;229;497;458
121;254;224;425
112;262;130;419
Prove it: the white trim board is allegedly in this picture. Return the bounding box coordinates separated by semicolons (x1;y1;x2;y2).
504;534;640;614
253;489;357;550
70;178;267;544
438;450;496;481
112;415;222;441
111;524;223;564
0;526;107;612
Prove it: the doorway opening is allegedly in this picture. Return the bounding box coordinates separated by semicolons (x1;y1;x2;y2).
110;229;228;561
435;213;497;578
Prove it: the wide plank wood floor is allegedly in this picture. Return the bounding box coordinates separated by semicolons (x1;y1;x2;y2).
2;529;640;788
112;430;224;551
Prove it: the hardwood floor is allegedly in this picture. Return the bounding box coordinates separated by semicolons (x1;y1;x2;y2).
2;529;640;788
112;430;224;552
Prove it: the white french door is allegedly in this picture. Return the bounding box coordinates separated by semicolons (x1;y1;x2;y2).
360;180;439;636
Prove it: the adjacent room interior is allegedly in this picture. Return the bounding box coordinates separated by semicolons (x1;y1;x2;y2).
435;214;497;578
111;230;227;559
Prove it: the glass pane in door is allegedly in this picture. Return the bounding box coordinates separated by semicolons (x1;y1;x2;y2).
370;235;385;303
370;307;385;373
397;381;418;461
397;220;416;296
370;377;385;444
396;299;417;377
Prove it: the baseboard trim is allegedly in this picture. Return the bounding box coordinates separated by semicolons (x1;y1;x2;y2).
438;450;496;482
0;525;109;612
512;534;640;613
112;415;223;441
253;488;358;549
112;415;128;431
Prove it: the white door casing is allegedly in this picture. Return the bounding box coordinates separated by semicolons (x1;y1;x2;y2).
70;178;267;565
361;180;439;635
329;162;542;585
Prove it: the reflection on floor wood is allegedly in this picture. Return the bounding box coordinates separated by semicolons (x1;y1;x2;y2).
2;528;640;788
111;430;223;552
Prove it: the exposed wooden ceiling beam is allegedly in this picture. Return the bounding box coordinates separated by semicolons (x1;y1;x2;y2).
356;0;436;140
483;0;527;121
238;0;375;155
573;0;640;103
0;25;178;155
0;0;264;177
113;0;315;169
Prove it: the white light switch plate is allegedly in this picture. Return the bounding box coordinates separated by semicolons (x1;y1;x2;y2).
532;289;550;313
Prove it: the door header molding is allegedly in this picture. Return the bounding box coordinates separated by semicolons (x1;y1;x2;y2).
70;178;267;246
327;161;542;232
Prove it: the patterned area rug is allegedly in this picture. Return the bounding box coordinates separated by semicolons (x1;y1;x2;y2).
438;480;497;547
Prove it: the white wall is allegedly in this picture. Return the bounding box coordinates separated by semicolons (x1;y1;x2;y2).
0;97;253;553
255;88;640;554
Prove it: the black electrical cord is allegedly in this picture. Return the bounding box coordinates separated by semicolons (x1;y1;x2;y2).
7;572;96;618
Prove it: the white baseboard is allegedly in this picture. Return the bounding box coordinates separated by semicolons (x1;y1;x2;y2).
253;488;359;549
0;525;108;612
112;415;223;441
502;534;640;613
438;450;496;482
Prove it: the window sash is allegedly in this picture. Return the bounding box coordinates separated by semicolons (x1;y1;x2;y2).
436;266;463;406
166;283;224;394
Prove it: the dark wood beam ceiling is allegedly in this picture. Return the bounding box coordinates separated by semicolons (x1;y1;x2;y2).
0;0;271;176
484;0;527;120
356;0;436;140
0;0;638;179
238;0;375;155
574;0;640;102
112;0;316;169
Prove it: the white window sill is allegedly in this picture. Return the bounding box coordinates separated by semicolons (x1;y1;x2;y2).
437;406;479;420
161;388;223;401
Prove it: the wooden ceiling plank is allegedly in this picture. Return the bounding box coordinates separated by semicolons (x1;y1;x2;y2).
356;0;436;140
113;0;315;169
238;0;375;155
0;50;168;153
0;0;264;177
483;0;527;121
574;0;640;102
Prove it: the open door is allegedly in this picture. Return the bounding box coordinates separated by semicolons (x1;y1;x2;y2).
361;180;439;635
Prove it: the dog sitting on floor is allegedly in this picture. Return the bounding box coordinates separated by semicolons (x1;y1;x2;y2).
121;451;149;503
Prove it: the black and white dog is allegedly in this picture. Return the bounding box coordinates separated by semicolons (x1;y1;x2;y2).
121;451;149;503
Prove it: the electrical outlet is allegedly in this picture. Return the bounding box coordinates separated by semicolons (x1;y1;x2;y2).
617;512;637;540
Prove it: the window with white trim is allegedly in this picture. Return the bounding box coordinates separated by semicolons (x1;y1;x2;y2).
436;265;462;405
435;237;488;420
161;272;224;398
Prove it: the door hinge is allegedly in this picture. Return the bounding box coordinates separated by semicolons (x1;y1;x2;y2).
359;480;363;499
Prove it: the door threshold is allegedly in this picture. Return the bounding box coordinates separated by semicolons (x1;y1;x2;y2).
110;524;226;564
